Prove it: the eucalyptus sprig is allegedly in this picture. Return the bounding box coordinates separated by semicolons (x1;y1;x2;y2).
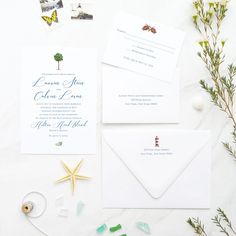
192;0;236;160
187;208;236;236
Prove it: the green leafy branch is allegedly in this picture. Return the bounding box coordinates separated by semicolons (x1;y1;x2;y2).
187;208;236;236
192;0;236;160
187;217;207;236
188;2;236;236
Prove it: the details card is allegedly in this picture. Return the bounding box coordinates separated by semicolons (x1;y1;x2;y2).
102;67;179;123
103;12;185;81
21;47;97;154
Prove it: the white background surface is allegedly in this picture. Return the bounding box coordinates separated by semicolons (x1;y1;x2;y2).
0;0;236;235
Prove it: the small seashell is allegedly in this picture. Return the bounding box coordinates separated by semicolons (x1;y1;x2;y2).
55;141;63;146
22;201;34;214
192;96;204;111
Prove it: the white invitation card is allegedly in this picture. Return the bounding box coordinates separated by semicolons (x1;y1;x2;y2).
21;47;97;154
102;67;179;123
103;12;185;81
102;130;211;208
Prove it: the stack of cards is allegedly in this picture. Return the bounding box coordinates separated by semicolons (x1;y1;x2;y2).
102;12;185;123
101;12;211;209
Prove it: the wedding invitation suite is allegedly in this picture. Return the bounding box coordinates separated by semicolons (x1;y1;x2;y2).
102;130;211;208
103;12;185;81
102;12;185;123
21;47;97;154
102;67;179;123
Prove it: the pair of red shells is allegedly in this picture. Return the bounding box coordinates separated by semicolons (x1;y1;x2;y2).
142;24;157;34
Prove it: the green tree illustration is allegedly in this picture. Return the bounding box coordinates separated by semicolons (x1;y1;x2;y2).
54;53;63;70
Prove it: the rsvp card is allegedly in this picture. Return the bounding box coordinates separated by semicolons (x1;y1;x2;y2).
21;47;97;154
102;12;185;123
103;12;185;81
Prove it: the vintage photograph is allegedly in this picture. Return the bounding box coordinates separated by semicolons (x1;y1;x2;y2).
71;2;94;20
40;0;63;13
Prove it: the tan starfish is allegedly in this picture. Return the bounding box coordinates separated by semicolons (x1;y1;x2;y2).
56;160;90;194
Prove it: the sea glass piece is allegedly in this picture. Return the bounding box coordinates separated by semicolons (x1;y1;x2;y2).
96;224;107;234
136;222;151;234
120;234;127;236
76;201;85;216
58;209;69;217
110;224;122;232
55;196;64;207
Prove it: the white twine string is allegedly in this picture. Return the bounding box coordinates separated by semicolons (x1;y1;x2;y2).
22;191;48;236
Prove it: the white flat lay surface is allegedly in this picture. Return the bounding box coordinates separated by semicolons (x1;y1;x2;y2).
0;0;236;235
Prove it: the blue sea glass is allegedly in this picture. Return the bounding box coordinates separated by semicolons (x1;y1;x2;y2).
96;224;107;234
136;222;151;234
76;201;85;216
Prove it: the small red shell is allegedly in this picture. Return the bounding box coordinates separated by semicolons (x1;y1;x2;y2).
151;27;157;34
142;24;150;31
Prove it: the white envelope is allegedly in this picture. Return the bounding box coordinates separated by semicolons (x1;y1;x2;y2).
102;130;211;209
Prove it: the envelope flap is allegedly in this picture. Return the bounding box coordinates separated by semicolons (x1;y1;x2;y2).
103;130;210;199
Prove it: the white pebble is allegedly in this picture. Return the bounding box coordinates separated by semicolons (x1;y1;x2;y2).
192;96;204;111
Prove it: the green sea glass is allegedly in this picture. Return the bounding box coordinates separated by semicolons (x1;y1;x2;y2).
136;222;151;234
110;224;122;232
